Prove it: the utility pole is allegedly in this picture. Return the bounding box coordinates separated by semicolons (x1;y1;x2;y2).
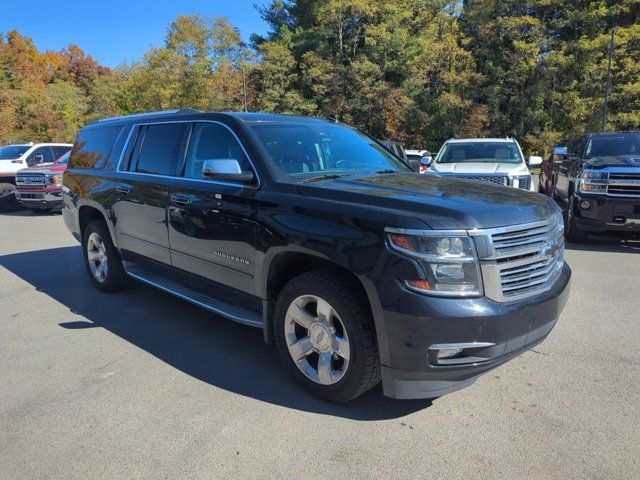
602;28;616;132
241;67;248;112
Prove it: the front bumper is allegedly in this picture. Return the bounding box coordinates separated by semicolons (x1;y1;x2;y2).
377;263;571;399
15;190;63;209
573;194;640;232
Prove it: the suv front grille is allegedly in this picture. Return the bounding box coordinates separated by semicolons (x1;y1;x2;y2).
600;171;640;197
450;174;531;190
16;172;47;191
456;175;508;186
471;217;565;302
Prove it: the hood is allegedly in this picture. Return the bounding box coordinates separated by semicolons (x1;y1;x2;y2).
20;163;67;173
297;172;557;230
585;155;640;169
430;162;530;175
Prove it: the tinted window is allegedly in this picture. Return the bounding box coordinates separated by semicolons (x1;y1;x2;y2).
69;125;123;169
136;123;187;176
29;147;55;164
251;123;408;180
0;145;30;159
52;146;71;159
436;142;523;164
183;123;250;179
55;152;70;165
585;133;640;159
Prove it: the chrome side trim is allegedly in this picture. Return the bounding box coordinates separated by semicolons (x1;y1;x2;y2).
124;268;262;328
430;342;495;350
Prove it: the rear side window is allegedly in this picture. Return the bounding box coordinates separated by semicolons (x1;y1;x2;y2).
135;123;188;176
69;125;123;169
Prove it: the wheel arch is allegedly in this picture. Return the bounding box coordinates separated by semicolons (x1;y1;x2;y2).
77;202;119;249
260;250;383;352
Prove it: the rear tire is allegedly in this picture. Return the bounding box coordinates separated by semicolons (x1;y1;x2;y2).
81;220;130;292
273;270;380;403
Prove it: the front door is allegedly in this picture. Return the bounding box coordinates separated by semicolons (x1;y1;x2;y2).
114;122;189;267
167;121;258;295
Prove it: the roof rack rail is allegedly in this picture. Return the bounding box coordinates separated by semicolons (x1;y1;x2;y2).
91;109;203;124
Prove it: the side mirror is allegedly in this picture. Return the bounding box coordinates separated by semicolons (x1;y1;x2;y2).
202;159;255;184
527;155;543;166
421;156;432;167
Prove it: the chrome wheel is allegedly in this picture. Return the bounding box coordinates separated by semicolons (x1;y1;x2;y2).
284;294;351;385
86;232;108;283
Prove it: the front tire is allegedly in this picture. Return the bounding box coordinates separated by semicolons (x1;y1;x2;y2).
565;196;588;242
82;220;129;292
274;271;380;403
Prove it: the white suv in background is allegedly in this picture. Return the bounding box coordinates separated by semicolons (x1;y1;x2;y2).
429;138;541;191
0;143;73;183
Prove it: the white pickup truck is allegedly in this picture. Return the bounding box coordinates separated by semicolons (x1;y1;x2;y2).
0;143;73;183
429;138;541;191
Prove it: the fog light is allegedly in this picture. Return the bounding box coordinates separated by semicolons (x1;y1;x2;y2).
437;347;463;359
580;201;591;209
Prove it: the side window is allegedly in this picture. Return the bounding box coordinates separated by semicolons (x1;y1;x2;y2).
69;125;123;169
182;123;250;179
135;123;188;176
52;146;71;159
29;147;54;165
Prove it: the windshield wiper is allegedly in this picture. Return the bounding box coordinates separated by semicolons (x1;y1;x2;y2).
375;169;397;174
298;173;352;183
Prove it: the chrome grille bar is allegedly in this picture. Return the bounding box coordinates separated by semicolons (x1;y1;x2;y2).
470;215;565;302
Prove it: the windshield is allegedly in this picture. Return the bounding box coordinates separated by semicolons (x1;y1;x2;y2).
55;151;70;165
436;142;523;164
251;122;410;181
0;145;30;160
585;133;640;159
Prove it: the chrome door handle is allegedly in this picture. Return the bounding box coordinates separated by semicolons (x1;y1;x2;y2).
116;185;131;194
171;194;190;206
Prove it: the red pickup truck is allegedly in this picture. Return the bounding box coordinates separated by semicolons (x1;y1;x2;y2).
15;151;69;212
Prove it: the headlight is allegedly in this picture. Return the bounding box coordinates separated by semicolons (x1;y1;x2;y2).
48;174;62;186
579;170;608;194
387;230;482;297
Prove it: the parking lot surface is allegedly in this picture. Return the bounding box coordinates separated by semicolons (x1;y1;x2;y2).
1;210;639;479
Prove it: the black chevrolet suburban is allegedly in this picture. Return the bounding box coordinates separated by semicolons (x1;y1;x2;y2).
62;110;571;402
550;131;640;241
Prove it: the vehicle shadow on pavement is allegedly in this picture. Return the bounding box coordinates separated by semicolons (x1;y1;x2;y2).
565;234;640;253
0;246;432;420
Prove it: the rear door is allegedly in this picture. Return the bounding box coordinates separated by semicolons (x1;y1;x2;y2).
114;122;189;267
167;121;259;295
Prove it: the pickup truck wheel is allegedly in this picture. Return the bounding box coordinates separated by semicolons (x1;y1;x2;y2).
565;197;588;242
82;221;129;292
0;183;19;212
274;271;380;403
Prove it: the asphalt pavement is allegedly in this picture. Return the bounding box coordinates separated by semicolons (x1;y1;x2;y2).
1;208;639;479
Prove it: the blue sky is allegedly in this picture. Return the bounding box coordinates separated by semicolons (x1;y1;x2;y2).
0;0;270;68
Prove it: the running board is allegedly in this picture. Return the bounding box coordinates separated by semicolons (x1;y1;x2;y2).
124;265;263;328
